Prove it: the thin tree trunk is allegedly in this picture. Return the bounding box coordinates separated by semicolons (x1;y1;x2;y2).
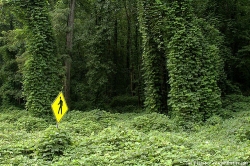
124;0;133;96
161;54;168;114
65;0;76;109
135;24;142;107
113;18;118;96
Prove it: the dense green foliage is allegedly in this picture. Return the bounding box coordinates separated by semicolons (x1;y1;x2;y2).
137;0;222;121
138;0;167;113
1;0;250;120
1;2;250;164
20;1;62;116
166;1;221;122
0;96;250;165
0;0;62;115
0;29;24;106
36;127;72;161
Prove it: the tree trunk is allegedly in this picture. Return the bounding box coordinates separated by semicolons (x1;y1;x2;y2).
113;18;118;96
124;0;133;96
161;54;168;114
135;24;142;107
65;0;76;109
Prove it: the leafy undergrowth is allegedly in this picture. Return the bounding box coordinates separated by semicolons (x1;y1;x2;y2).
0;96;250;165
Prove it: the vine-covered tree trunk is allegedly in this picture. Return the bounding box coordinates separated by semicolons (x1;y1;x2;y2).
166;0;221;123
19;0;62;116
65;0;76;109
137;0;168;113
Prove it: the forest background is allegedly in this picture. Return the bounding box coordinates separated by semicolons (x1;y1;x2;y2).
0;0;250;122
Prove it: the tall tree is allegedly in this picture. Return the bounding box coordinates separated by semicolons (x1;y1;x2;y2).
166;0;221;123
12;0;62;116
64;0;76;109
137;0;168;113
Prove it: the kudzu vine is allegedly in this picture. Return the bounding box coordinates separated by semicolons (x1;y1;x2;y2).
137;0;168;113
166;0;221;122
138;0;221;122
16;0;62;116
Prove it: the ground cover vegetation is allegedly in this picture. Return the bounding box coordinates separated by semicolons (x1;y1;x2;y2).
0;95;250;165
0;0;250;164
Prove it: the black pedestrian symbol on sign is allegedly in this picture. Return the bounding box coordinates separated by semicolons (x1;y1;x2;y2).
58;97;63;114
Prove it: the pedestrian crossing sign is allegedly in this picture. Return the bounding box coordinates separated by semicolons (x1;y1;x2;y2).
51;91;68;123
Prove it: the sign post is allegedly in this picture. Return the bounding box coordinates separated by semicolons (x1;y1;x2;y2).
51;91;68;127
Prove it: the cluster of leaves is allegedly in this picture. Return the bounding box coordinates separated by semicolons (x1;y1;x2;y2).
16;115;48;132
36;126;72;161
61;109;117;136
131;112;177;132
110;95;139;113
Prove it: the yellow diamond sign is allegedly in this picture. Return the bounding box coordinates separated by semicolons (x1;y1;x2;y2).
51;91;68;123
